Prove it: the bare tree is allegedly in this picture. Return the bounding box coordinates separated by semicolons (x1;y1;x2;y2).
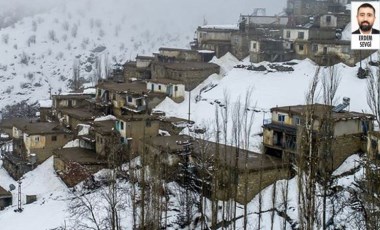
367;53;380;128
72;59;81;91
297;67;320;230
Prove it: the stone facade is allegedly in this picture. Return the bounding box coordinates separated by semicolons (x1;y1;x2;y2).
263;104;374;170
151;62;219;90
0;186;12;210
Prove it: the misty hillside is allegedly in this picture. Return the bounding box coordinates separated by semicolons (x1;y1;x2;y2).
0;0;285;110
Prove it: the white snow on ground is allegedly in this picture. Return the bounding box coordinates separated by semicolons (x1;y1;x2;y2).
341;22;352;41
0;1;376;227
0;50;378;228
0;157;70;230
156;52;378;151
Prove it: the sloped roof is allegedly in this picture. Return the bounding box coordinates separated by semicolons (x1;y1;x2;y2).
54;147;106;165
96;81;147;94
93;120;115;135
13;121;69;135
164;62;219;71
58;108;100;121
272;104;375;120
0;185;11;198
146;135;284;172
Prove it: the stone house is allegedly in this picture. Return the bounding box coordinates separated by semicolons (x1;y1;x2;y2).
300;40;373;66
195;25;239;58
56;108;100;130
124;55;154;81
115;114;159;151
146;79;185;101
144;135;288;204
283;26;337;43
281;25;368;65
2;151;33;180
154;47;215;63
38;99;52;122
286;0;346;19
319;13;350;29
250;38;294;63
92;120;117;157
0;118;37;137
239;15;288;29
53;147;107;187
151;62;219;90
0;185;12;210
95;81;148;115
263;103;374;169
12;121;72;163
52;94;93;110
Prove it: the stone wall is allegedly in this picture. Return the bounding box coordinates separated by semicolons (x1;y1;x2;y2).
215;166;290;204
331;134;364;170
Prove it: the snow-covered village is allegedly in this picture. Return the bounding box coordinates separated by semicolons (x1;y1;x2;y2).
0;0;380;229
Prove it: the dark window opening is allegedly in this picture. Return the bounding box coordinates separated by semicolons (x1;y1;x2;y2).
298;32;304;39
312;44;318;52
278;114;285;122
326;16;331;23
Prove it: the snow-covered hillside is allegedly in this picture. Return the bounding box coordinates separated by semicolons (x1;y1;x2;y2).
0;51;378;229
0;0;286;110
157;52;379;151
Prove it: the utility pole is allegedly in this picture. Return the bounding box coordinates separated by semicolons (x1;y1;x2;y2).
177;139;192;228
14;180;23;212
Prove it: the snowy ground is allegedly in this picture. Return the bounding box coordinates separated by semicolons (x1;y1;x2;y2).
0;51;377;228
157;52;378;151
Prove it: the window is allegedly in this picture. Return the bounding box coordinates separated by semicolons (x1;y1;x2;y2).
312;44;318;52
158;85;161;90
34;136;40;142
120;121;124;130
297;31;304;39
299;44;304;51
323;47;328;54
326;16;331;23
371;139;377;150
127;96;132;103
174;86;178;91
286;31;290;38
294;117;301;125
51;136;57;141
253;43;257;49
278;114;285;122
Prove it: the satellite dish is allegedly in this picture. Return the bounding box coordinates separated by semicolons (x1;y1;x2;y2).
9;184;15;191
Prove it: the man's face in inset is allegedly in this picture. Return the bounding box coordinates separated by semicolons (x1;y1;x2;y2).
357;6;376;32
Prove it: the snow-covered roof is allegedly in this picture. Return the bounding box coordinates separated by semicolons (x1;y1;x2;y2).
38;99;52;108
199;24;239;30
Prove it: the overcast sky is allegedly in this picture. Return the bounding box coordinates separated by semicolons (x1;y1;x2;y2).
0;0;287;25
